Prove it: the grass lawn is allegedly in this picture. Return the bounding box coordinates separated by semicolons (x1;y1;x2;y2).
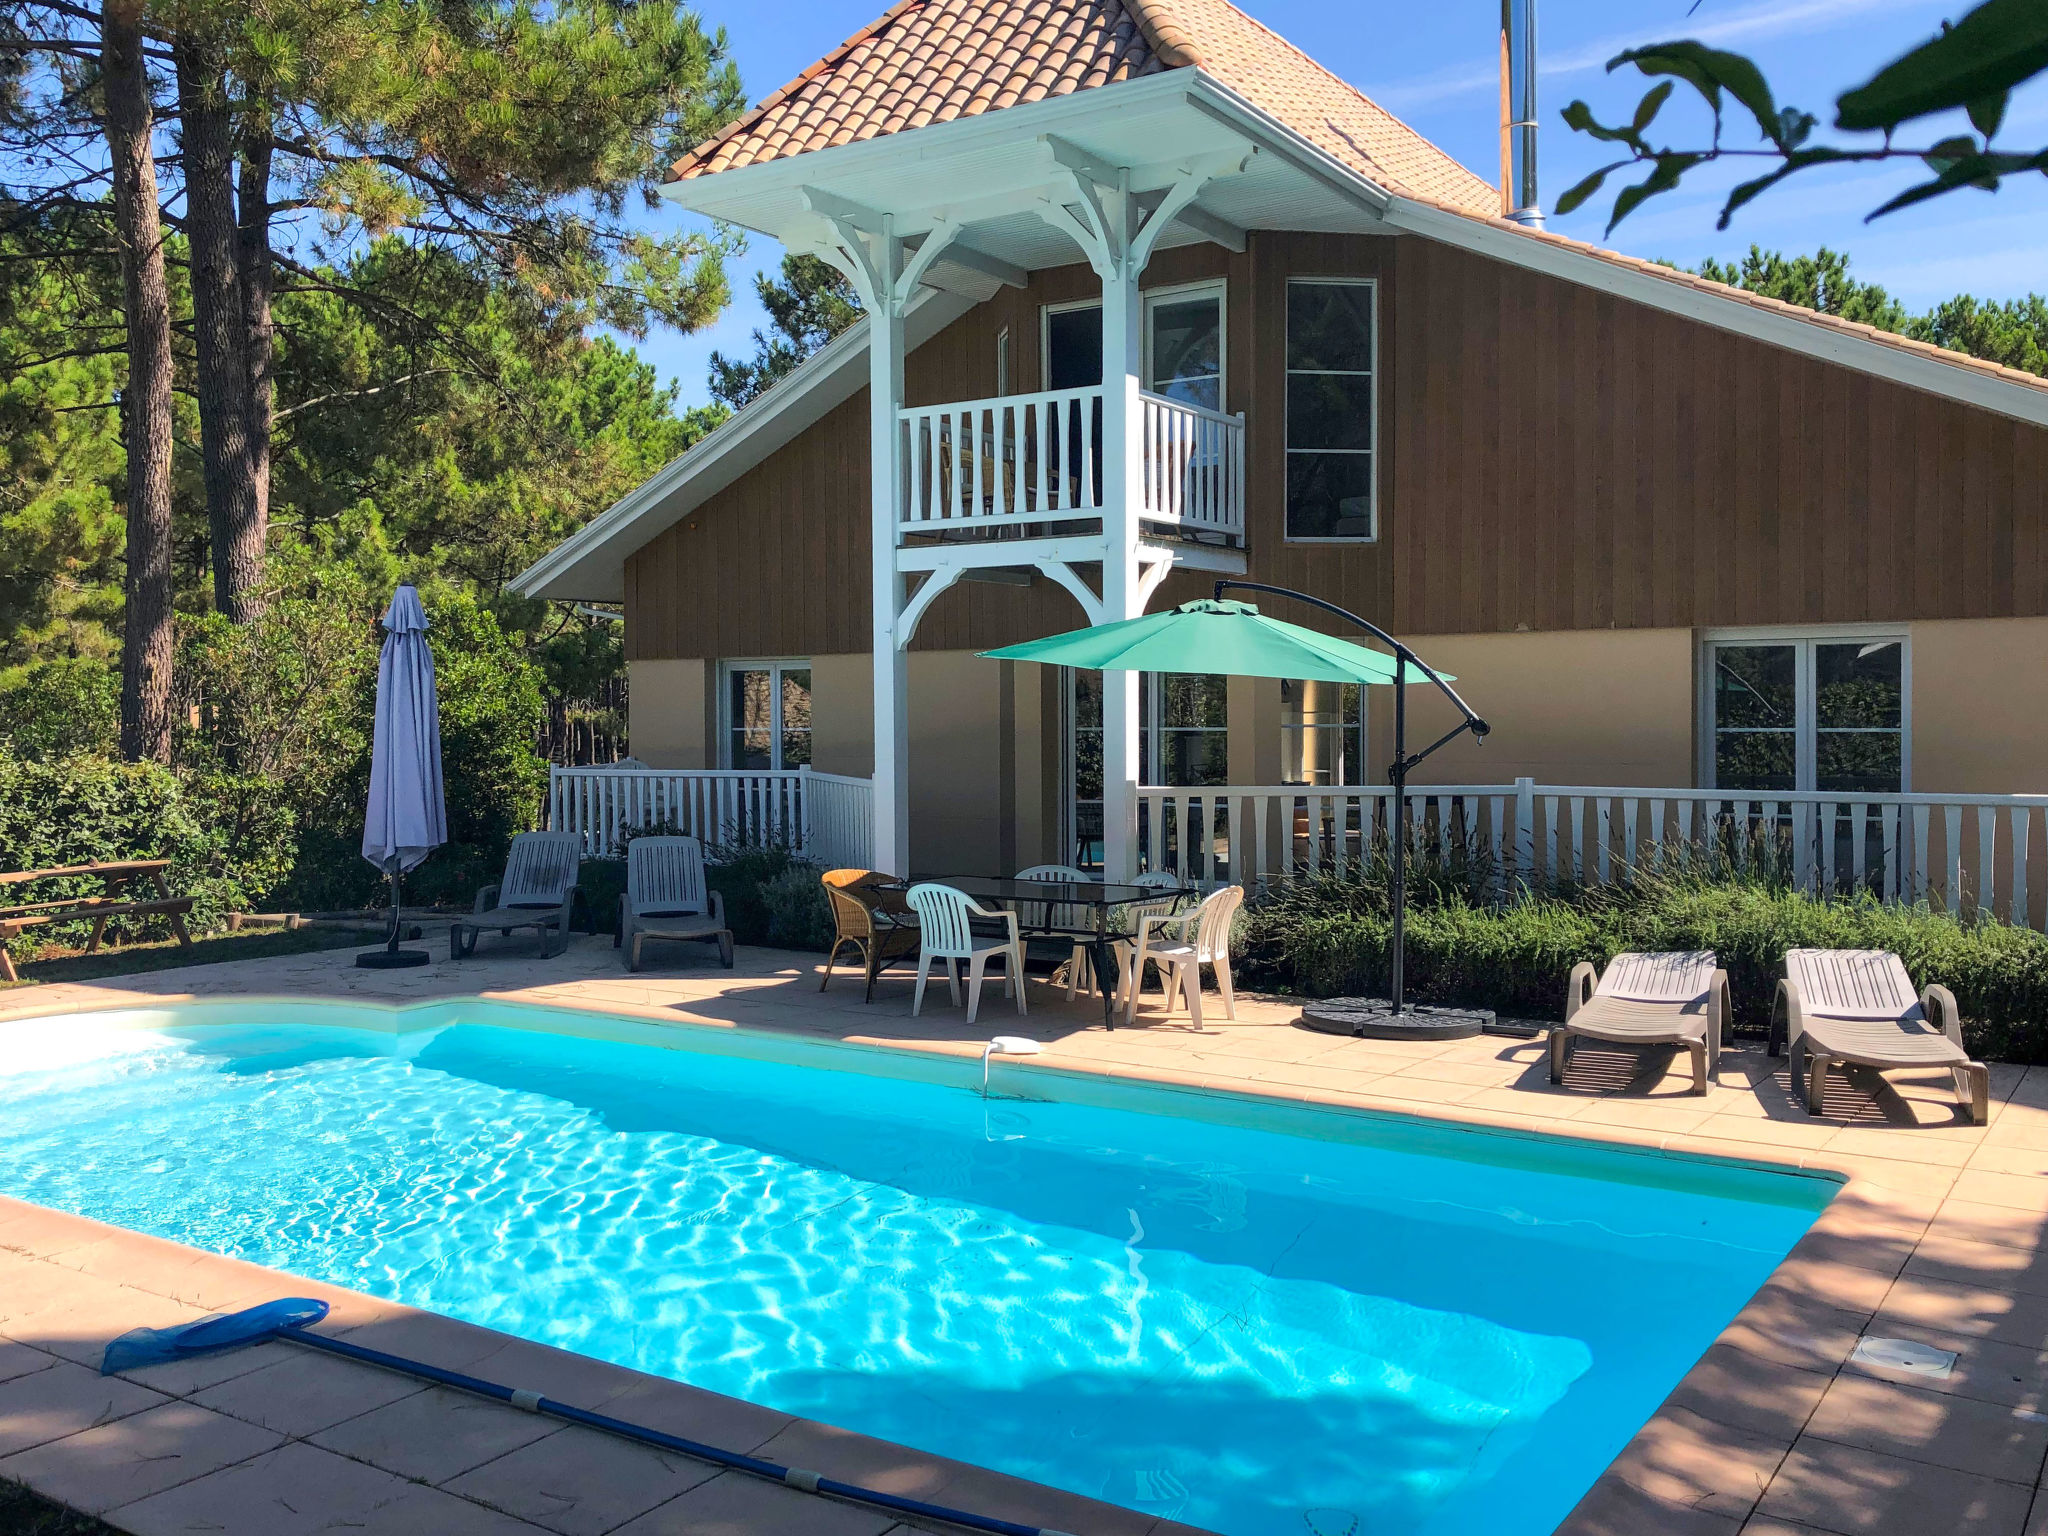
0;1479;119;1534
2;924;375;989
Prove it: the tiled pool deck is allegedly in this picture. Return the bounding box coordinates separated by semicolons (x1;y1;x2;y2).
2;936;2046;1536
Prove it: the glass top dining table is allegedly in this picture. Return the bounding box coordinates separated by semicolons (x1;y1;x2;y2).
882;875;1195;1030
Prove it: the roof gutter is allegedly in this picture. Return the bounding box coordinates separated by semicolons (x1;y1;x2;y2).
1178;75;2048;427
1380;195;2048;429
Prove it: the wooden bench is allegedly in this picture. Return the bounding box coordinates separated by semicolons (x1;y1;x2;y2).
0;860;195;982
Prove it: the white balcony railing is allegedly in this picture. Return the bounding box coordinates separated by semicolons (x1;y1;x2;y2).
1139;392;1245;539
896;385;1245;542
548;765;873;869
1137;780;2048;929
899;385;1102;532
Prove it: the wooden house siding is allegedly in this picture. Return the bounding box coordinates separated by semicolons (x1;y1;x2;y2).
624;230;2048;661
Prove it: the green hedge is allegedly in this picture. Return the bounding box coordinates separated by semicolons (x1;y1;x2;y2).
1238;868;2048;1063
0;754;295;952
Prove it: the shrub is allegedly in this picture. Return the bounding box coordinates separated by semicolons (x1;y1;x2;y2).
0;659;119;758
1238;863;2048;1063
0;753;295;952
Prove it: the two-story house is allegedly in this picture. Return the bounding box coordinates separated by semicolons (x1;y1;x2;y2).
516;0;2048;894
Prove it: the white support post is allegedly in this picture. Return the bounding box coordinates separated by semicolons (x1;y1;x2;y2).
868;228;911;876
797;192;963;878
1100;173;1143;880
1034;140;1247;882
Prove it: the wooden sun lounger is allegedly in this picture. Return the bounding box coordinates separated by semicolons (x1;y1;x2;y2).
1549;951;1728;1095
1774;948;1989;1125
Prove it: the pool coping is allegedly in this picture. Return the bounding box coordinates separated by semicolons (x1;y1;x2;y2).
1;953;2042;1536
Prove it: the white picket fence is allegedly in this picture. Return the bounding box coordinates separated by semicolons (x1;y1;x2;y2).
547;765;873;870
1136;779;2048;929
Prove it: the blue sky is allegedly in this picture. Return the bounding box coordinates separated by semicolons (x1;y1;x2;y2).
633;0;2048;406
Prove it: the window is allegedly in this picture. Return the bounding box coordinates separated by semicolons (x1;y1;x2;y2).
722;661;811;770
1285;279;1376;540
1704;635;1906;793
1065;670;1229;870
1281;680;1368;785
1144;284;1224;411
1042;302;1103;391
1040;286;1226;410
995;326;1010;396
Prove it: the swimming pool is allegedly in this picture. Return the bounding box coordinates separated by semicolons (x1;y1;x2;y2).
0;1002;1832;1536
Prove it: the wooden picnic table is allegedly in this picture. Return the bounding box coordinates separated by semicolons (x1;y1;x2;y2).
0;859;194;982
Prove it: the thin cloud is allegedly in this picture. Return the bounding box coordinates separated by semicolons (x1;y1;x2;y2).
1366;0;1945;111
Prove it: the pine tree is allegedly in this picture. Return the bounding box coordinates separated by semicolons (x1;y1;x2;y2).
1689;247;1910;333
100;0;175;761
708;254;862;410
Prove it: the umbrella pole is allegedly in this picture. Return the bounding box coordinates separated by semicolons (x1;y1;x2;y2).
1390;653;1406;1014
386;860;402;955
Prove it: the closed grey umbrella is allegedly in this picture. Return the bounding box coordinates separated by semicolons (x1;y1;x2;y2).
358;585;445;968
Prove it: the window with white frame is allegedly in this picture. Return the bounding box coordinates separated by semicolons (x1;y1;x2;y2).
1040;285;1225;409
1280;680;1368;785
1145;282;1224;411
721;661;812;770
1065;670;1229;870
1285;279;1376;540
1703;634;1906;793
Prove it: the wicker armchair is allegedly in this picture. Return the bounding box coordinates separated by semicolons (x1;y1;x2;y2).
820;869;921;1003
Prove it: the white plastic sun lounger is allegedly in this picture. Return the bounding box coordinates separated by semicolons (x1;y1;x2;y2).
1774;948;1988;1125
1549;951;1727;1095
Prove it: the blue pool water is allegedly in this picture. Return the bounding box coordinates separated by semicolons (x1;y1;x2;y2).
0;1007;1831;1536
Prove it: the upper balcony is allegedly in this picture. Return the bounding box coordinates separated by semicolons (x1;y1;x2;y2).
896;384;1245;552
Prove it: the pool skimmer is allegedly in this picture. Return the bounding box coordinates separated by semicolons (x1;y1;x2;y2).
1852;1336;1957;1378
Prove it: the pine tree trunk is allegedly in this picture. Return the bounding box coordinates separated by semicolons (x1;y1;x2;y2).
175;31;264;622
105;0;175;763
238;102;275;541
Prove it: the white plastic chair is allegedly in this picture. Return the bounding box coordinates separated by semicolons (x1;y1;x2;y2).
906;882;1027;1025
1081;870;1186;1003
1115;884;1244;1028
619;835;732;971
1015;863;1098;998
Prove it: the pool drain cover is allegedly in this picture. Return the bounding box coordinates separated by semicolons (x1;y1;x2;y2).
1852;1336;1957;1378
1297;999;1492;1040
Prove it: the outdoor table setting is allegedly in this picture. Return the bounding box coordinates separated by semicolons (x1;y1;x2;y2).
882;874;1194;1030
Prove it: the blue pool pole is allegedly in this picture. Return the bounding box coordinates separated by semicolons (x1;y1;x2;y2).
105;1301;1079;1536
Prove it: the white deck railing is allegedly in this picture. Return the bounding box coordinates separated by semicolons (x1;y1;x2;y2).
548;765;873;869
899;385;1102;532
896;385;1245;542
1139;392;1245;539
1137;779;2048;929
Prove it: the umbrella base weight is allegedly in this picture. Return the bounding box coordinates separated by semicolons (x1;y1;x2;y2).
355;949;431;970
1298;999;1492;1040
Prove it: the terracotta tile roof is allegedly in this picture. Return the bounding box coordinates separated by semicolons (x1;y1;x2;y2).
670;0;1501;214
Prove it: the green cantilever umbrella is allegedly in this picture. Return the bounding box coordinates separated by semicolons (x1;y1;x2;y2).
981;581;1489;1016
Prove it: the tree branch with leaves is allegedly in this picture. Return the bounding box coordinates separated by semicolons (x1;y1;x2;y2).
1558;0;2048;233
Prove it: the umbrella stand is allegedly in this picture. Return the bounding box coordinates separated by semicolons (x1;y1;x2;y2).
357;857;430;969
1213;581;1489;1017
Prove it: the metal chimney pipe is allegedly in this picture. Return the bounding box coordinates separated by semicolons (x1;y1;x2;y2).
1499;0;1543;228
